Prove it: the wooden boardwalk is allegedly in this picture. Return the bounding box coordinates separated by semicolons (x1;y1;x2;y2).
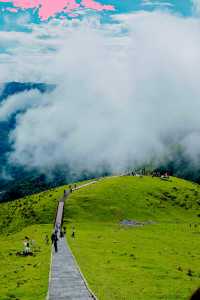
47;183;97;300
72;181;98;191
47;237;93;300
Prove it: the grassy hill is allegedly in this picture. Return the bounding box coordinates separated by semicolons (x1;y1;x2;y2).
0;175;199;300
0;178;92;300
0;185;67;300
64;176;200;300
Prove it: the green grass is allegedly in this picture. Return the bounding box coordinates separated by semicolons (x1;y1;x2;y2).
0;184;68;300
0;178;94;300
0;225;51;300
1;176;200;300
64;176;200;300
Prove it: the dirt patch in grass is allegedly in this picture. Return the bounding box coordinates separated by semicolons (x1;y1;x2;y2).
120;219;156;227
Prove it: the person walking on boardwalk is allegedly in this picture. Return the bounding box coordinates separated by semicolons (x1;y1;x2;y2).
60;230;64;238
63;226;66;235
54;233;58;252
51;231;55;244
51;231;59;252
55;222;60;231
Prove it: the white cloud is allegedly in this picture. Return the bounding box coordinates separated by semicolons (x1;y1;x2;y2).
192;0;200;15
0;90;46;121
1;12;200;174
141;0;173;8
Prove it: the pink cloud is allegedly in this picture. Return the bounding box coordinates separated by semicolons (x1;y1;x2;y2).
6;7;18;12
81;0;114;11
0;0;115;20
39;0;80;20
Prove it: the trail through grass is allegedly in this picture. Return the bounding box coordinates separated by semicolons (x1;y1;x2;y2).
0;184;68;300
0;178;93;300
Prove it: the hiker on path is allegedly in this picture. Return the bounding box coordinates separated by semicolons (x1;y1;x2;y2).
55;222;60;231
60;230;64;238
53;234;58;252
51;231;57;243
51;231;59;252
63;226;66;235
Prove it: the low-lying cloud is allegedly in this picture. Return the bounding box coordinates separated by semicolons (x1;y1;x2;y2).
1;11;200;175
0;90;45;121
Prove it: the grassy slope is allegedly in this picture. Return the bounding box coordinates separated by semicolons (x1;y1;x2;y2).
64;176;200;300
0;178;93;300
0;185;67;300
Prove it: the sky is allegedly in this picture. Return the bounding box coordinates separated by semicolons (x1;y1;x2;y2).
1;1;200;175
0;0;195;29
